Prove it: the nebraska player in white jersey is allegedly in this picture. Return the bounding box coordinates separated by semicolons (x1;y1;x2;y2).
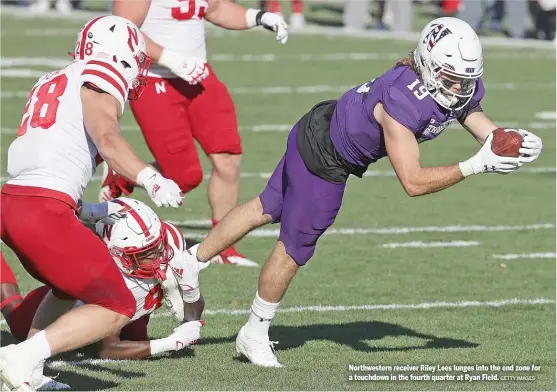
100;0;288;267
1;198;205;388
0;16;186;391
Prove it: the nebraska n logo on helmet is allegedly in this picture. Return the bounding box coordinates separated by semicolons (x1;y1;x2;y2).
96;198;173;281
73;15;152;111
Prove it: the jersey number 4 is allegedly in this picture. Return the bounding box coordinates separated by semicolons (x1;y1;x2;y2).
171;0;207;20
18;74;68;137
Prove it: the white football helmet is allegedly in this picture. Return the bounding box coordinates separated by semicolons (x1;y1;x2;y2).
414;17;483;110
96;197;172;280
73;15;151;100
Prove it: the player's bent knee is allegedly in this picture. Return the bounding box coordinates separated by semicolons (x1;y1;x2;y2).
209;153;241;179
175;167;204;193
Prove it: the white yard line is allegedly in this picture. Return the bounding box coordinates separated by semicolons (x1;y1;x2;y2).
381;240;480;248
492;252;556;260
2;51;554;67
0;82;554;94
535;111;556;121
2;121;555;136
0;167;553;184
168;222;555;238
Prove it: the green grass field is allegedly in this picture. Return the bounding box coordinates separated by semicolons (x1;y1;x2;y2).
0;9;555;391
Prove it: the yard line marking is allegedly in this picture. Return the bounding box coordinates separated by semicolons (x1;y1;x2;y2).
0;167;553;183
535;111;556;120
492;252;556;260
3;51;554;66
2;122;555;135
381;240;480;248
168;223;556;238
1;82;554;94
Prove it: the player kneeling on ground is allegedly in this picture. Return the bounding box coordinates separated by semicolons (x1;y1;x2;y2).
184;17;543;368
1;198;206;389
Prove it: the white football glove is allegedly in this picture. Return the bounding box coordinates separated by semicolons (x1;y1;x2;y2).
136;166;183;208
516;129;543;163
459;132;522;177
150;320;204;355
170;320;204;350
158;49;209;85
246;9;288;44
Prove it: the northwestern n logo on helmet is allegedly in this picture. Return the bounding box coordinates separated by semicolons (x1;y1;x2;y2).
424;24;452;52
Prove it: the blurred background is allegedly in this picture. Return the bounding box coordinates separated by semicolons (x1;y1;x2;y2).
1;0;556;40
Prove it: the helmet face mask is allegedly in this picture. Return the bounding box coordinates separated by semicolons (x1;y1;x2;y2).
415;17;483;110
129;51;151;100
110;234;173;281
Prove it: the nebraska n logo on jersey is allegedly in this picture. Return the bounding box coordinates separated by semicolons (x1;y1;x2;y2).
424;24;452;52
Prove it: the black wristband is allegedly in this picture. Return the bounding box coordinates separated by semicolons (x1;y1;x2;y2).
255;10;266;26
255;11;275;32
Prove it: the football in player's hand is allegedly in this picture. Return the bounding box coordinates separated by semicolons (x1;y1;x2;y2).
491;128;523;157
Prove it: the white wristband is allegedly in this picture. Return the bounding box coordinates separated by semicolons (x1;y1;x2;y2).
458;160;475;178
246;8;260;28
150;337;175;356
183;287;201;303
136;166;157;187
158;48;182;71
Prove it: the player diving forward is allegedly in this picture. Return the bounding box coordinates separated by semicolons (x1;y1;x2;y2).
1;198;206;389
184;17;543;367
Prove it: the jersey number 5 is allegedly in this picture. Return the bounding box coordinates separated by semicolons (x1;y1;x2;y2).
406;79;429;100
171;0;207;21
18;74;68;137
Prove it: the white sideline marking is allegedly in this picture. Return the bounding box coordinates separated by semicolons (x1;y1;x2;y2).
0;167;554;184
381;240;480;248
492;252;556;260
37;298;555;368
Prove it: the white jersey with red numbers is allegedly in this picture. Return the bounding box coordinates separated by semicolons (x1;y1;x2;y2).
6;60;129;204
81;220;194;322
141;0;209;78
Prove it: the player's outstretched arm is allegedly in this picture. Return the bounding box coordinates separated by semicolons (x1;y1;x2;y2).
377;103;465;197
205;0;288;43
82;87;183;208
99;320;204;360
461;111;497;145
81;87;146;182
377;103;522;196
99;333;152;360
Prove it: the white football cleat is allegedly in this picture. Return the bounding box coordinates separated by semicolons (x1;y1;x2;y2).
0;345;33;391
36;376;70;391
161;272;184;322
236;326;283;368
212;248;258;267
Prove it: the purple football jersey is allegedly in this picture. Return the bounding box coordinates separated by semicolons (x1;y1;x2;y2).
330;65;485;168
